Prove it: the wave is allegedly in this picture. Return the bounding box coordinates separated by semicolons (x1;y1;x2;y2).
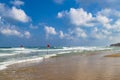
0;53;57;70
62;46;112;51
0;46;113;70
0;53;19;57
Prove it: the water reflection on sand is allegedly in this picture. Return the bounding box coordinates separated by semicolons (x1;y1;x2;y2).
1;51;120;80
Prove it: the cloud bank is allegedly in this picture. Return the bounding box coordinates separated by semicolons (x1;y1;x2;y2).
0;2;31;39
0;3;30;23
57;7;120;44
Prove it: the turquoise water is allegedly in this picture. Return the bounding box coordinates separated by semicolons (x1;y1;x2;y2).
0;46;116;70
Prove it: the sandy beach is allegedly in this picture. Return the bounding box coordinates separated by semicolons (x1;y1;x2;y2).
0;51;120;80
104;53;120;57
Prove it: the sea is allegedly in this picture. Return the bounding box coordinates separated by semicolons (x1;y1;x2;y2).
0;46;118;70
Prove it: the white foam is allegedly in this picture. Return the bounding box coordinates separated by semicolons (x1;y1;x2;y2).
63;46;112;51
0;58;43;70
0;53;18;57
44;54;57;58
0;53;57;70
57;51;71;55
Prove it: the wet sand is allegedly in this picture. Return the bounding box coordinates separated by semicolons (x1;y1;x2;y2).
1;51;120;80
105;53;120;57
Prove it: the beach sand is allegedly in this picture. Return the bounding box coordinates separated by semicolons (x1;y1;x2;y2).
1;51;120;80
104;53;120;57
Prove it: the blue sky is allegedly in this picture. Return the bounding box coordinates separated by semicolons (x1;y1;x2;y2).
0;0;120;47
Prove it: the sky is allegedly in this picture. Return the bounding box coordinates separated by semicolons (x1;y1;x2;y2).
0;0;120;47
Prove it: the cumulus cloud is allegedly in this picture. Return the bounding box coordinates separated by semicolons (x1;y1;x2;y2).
10;0;24;6
69;8;94;26
91;27;107;39
0;18;31;39
96;15;112;29
96;15;111;24
74;27;87;38
96;8;120;31
0;3;31;39
0;3;30;23
58;28;87;40
9;7;30;23
0;27;31;38
0;28;22;37
58;7;120;43
97;8;120;19
112;19;120;32
66;27;87;40
44;26;57;37
58;8;94;26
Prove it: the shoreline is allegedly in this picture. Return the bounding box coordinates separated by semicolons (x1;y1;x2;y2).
1;51;120;80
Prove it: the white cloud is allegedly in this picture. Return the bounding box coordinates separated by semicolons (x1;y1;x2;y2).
57;12;63;18
57;7;120;45
10;0;24;6
58;8;120;40
102;29;111;35
59;30;64;39
96;8;120;31
9;7;30;23
96;15;111;24
96;14;112;29
90;27;112;40
0;3;30;23
69;8;94;26
24;31;31;38
91;27;106;39
0;23;31;38
57;11;68;18
0;28;22;37
58;8;120;30
112;19;120;32
0;28;31;38
61;27;87;40
58;8;94;26
97;8;120;18
0;3;30;39
74;27;87;38
44;26;57;36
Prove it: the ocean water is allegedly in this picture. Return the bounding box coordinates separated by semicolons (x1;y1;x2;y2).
0;46;115;70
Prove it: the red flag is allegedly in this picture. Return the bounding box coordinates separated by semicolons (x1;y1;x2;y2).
47;44;50;48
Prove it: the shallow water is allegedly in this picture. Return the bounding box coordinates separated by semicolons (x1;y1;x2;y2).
40;51;120;80
75;55;120;80
1;50;120;80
